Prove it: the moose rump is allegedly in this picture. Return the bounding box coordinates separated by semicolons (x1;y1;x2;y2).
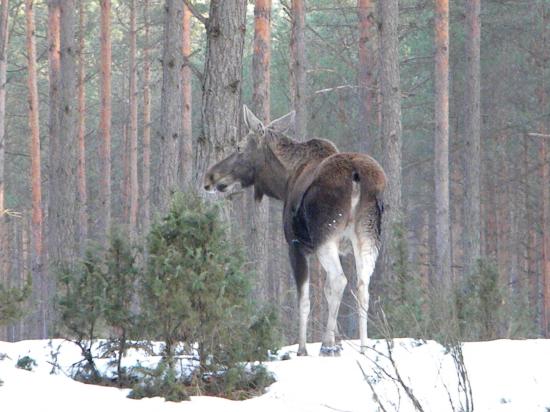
204;106;385;356
285;153;384;356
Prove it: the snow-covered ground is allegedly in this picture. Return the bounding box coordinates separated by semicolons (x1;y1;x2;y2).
1;338;549;412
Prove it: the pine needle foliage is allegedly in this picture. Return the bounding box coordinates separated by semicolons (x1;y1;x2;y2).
134;193;278;400
375;222;428;339
0;280;30;326
56;232;140;383
56;246;107;382
102;229;140;383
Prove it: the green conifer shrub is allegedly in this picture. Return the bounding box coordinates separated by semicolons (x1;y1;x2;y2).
16;355;37;371
102;229;140;384
374;222;428;339
56;248;107;382
0;280;30;326
135;194;278;400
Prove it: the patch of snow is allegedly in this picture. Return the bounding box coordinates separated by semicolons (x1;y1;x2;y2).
1;338;550;412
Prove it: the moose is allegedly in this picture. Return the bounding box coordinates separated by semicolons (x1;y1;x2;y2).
204;106;386;356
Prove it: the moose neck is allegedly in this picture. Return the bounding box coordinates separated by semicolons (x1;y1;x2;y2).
253;131;329;202
252;136;291;201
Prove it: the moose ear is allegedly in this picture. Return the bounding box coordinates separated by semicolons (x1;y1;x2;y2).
243;105;265;135
267;111;295;135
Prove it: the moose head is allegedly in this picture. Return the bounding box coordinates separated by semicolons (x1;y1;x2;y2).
203;106;294;201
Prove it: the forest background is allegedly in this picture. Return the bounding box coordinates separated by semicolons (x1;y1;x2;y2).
0;0;549;345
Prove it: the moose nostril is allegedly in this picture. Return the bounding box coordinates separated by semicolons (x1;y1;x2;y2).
204;185;210;191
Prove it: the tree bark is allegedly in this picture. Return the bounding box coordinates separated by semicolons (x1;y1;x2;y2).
252;0;271;124
121;123;130;223
523;135;538;329
357;0;375;152
195;0;247;182
128;0;138;237
0;0;9;303
46;0;60;254
142;0;151;234
433;0;452;297
379;0;403;282
157;0;183;212
99;0;111;243
290;0;307;140
540;135;549;337
539;3;550;338
58;0;77;263
0;0;7;219
26;0;45;338
463;0;481;276
45;0;61;339
77;0;87;252
179;3;192;190
249;0;271;301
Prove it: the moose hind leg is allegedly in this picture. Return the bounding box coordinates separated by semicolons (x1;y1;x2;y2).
317;242;347;356
351;233;377;354
290;244;310;356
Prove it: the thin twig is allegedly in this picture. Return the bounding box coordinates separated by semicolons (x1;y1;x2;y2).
357;360;390;412
183;0;208;26
527;132;550;138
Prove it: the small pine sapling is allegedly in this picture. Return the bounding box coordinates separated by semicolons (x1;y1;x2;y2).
102;229;140;384
137;194;278;400
0;280;31;326
56;247;107;382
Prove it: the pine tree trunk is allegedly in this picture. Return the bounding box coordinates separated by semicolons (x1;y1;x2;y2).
357;0;375;152
524;135;538;328
496;133;511;334
58;0;77;264
539;4;550;338
195;0;247;180
290;0;307;140
76;0;87;252
0;0;9;316
463;0;481;277
179;4;192;190
128;0;138;237
157;0;183;212
45;0;77;335
540;137;549;336
252;0;271;124
122;123;130;223
248;0;271;301
46;0;60;265
26;0;45;338
9;219;22;341
22;217;32;338
0;0;7;220
433;0;452;299
379;0;403;283
142;0;151;234
45;0;61;340
99;0;112;244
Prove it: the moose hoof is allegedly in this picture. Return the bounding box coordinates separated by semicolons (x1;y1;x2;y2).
319;345;342;357
297;347;308;356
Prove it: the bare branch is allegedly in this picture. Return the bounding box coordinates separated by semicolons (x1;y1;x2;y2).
182;0;208;26
0;208;22;218
182;49;203;83
528;132;550;138
357;360;390;412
